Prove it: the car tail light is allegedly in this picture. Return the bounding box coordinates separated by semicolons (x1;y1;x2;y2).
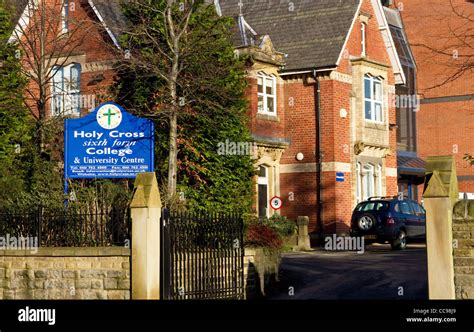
386;217;395;226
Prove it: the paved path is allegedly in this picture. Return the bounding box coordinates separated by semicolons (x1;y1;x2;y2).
267;244;428;300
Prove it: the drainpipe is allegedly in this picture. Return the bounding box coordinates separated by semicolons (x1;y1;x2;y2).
313;69;324;242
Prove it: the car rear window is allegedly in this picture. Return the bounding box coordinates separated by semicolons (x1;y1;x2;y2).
356;201;389;212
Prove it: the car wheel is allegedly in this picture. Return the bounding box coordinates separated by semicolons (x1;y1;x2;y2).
357;213;376;232
391;230;407;250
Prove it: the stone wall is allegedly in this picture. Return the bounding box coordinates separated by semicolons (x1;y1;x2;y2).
453;200;474;299
0;247;130;300
244;247;281;299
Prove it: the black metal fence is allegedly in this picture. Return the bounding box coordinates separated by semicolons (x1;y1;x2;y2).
0;207;130;247
161;209;245;300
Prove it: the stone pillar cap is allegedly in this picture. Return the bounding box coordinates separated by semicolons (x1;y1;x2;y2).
130;172;162;208
297;216;309;226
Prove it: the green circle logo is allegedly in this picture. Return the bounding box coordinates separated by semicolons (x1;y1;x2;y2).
96;104;122;130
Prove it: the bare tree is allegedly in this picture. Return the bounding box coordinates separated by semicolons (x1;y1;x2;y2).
11;0;91;152
114;0;223;198
407;0;474;90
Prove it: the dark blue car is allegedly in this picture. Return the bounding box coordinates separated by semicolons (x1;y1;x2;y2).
350;196;426;250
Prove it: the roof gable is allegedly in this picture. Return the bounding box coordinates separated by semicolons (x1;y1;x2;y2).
219;0;361;71
9;0;127;48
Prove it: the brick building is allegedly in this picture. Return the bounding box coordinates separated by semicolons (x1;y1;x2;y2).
10;0;419;241
9;0;122;118
395;0;474;198
220;0;420;240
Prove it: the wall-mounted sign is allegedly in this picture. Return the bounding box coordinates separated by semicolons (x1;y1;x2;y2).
336;172;345;182
64;102;154;179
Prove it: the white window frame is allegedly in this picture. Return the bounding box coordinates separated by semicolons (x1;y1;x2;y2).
61;0;69;34
257;73;277;116
363;164;375;201
356;162;362;203
257;165;270;218
364;74;383;123
361;23;366;56
51;63;81;117
376;165;383;196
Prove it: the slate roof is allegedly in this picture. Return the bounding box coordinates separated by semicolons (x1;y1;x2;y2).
9;0;361;71
9;0;128;44
5;0;29;28
90;0;129;38
219;0;361;71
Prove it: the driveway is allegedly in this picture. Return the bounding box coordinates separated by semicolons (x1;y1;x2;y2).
267;244;428;300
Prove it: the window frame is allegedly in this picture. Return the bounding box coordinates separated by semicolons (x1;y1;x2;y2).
51;63;81;117
356;162;362;203
363;164;375;201
376;164;383;196
257;165;270;218
257;72;277;116
61;0;69;34
364;74;384;123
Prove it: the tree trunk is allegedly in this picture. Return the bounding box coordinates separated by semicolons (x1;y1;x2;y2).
167;111;178;197
167;45;179;198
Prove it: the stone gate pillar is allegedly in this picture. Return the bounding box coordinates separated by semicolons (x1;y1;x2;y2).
130;172;162;299
423;156;458;299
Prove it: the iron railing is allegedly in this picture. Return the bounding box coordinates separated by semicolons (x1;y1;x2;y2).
161;209;245;300
0;207;130;247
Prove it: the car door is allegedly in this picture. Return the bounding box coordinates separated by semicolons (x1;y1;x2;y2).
398;200;418;237
410;201;426;238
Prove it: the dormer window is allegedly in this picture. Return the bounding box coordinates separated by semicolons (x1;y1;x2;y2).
257;73;277;115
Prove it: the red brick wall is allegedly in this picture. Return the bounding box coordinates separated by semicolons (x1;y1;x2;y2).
246;77;286;140
397;0;474;194
255;0;400;235
280;79;317;165
20;1;118;118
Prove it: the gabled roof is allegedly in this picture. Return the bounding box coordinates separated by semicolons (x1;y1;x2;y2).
88;0;129;48
9;0;128;48
4;0;28;27
219;0;361;72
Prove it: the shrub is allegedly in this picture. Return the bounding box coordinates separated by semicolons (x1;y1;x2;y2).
245;223;283;249
268;214;297;238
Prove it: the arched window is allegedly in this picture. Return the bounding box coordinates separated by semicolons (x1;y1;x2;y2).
363;164;375;200
52;63;81;116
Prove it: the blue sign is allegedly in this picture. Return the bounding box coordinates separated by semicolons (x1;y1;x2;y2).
64;102;154;179
336;172;345;182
